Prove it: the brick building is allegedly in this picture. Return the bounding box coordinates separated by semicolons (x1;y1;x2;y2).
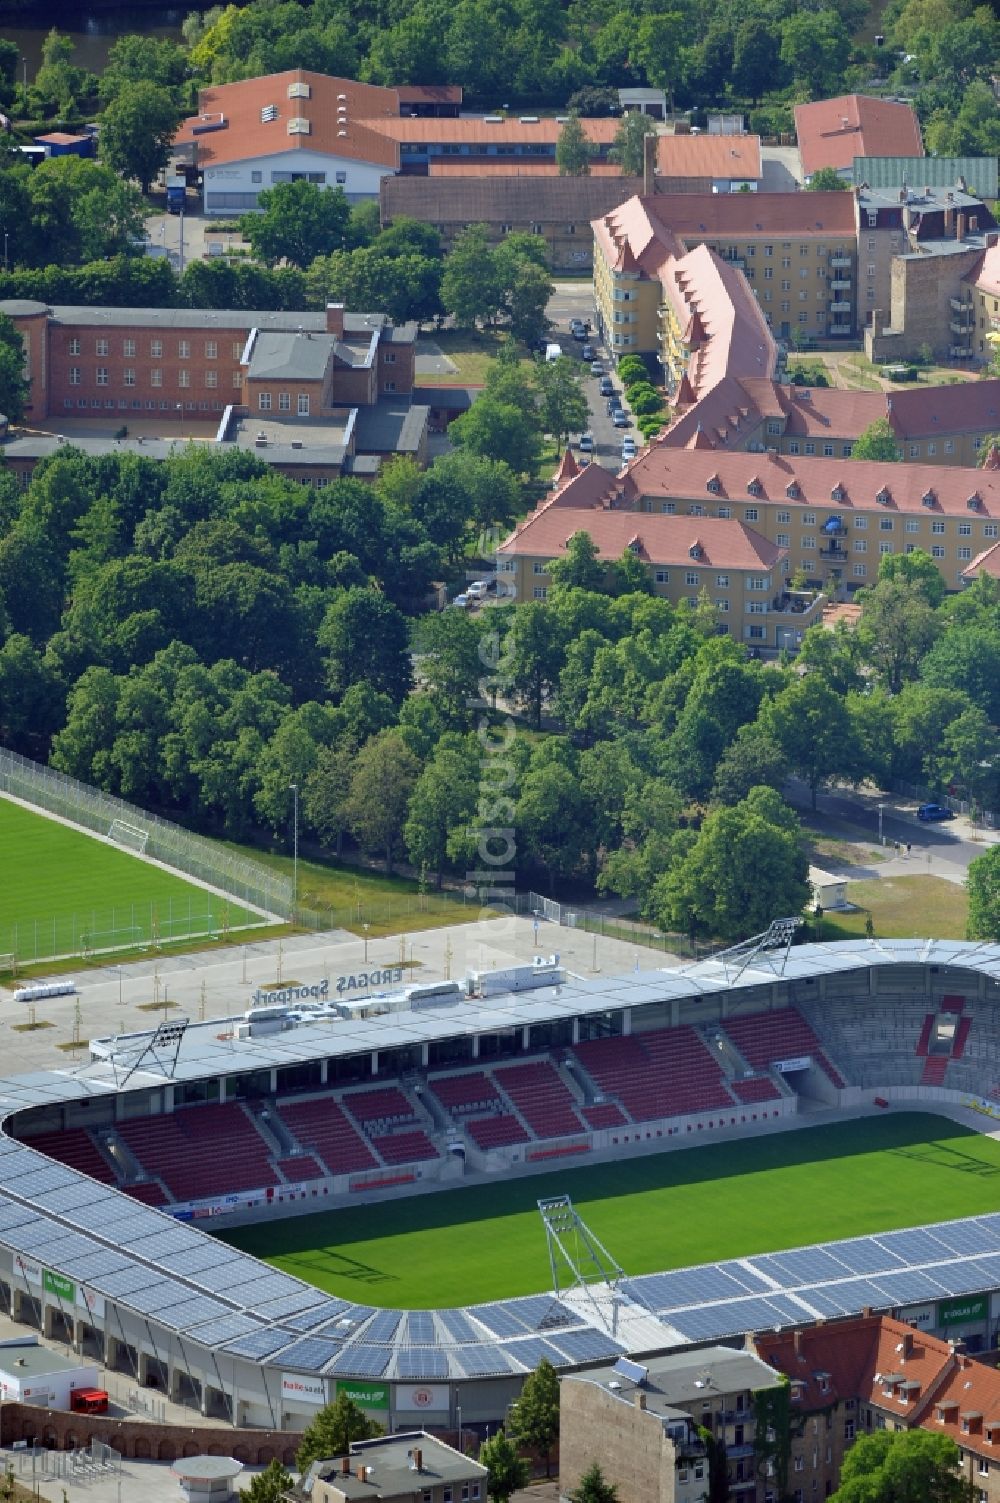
560;1346;784;1503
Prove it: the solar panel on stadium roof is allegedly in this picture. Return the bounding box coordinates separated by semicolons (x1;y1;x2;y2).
823;1238;905;1275
131;1279;208;1315
798;1288;852;1319
166;1244;245;1276
120;1227;193;1258
396;1348;449;1381
94;1266;168;1298
549;1329;625;1363
326;1346;390;1378
874;1227;953;1263
406;1312;436;1344
364;1311;402;1345
504;1337;568;1370
437;1311;479;1344
667;1298;791;1343
510;1294;580;1329
168;1296;234;1330
632;1265;756;1312
41;1182;107;1214
0;1208;44;1237
68;1249;131;1281
807;1278;891;1315
37;1232;101;1266
933;1220;1000;1255
469;1305;527;1338
285;1302;354;1332
256;1292;332;1322
924;1261;993;1296
454;1345;513;1378
230;1273;303;1305
186;1314;263;1347
873;1269;950;1305
279;1337;343;1371
223;1328;297;1361
750;1248;853;1285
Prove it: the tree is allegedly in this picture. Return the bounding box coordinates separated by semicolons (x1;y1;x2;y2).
240;181;351;268
296;1392;382;1473
244;1458;293;1503
507;1358;560;1476
807;166;849;191
517;759;593;886
569;1463;620;1503
877;547;946;607
345;729;421;871
653;786;810;941
547;532;605;592
780;10;851;99
922;624;1000;723
304;741;357;857
416;610;485;725
609;112;657;176
98;33;189;105
831;1427;970;1503
479;1431;531;1503
857;577;940;693
99;82;185;192
405;739;479;884
556;113;595;176
0;314;28;423
450;397;542;477
505;602;565;727
967;845;1000;940
633;13;688;115
850;417;901;462
318;588;413;706
440;225;503;327
762;674;858;807
535;357;589;447
732;18;783;105
502;258;553;345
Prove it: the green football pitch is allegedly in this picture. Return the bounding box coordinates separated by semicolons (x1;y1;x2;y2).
0;799;257;964
221;1113;1000;1308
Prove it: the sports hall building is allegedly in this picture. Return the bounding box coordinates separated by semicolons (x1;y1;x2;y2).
5;941;1000;1440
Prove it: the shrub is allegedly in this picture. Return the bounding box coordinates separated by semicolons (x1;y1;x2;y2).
617;356;647;384
631;389;664;416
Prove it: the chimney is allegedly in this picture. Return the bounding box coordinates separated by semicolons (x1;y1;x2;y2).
793;1330;803;1357
414;1449;423;1472
957;211;968;240
327;302;346;336
342;1457;351;1476
945;207;954;235
635;1391;647;1411
902;1332;914;1359
356;1465;366;1482
643;130;657;197
987;232;999;248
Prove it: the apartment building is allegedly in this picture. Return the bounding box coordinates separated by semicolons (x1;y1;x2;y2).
592;193;858;354
560;1346;784;1503
304;1435;486;1503
0;300;415;425
754;1315;1000;1503
540;444;1000;607
661;375;1000;468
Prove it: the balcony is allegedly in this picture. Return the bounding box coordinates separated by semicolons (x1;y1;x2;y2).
726;1444;756;1460
830;255;851;268
829;300;852;313
950;298;971;314
830;278;852;291
820;543;847;559
951;320;973;335
771;590;825;618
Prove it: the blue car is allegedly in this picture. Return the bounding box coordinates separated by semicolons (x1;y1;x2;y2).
917;803;955;822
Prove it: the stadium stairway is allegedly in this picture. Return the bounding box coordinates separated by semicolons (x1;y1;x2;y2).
341;1081;443;1165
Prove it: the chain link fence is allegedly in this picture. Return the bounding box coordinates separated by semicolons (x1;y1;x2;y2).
0;748;292;920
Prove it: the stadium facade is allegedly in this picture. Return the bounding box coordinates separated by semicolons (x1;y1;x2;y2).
4;940;1000;1434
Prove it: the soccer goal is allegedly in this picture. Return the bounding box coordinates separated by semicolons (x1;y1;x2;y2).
108;819;150;856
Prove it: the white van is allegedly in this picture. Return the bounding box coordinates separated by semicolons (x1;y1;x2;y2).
545;343;562;362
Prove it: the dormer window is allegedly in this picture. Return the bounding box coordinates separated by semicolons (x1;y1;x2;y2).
922;490;937;508
786;481;800;500
707;475;721;495
831;484;844;502
690;543;703;560
876;487;891;506
968;493;982;511
747;477;762;497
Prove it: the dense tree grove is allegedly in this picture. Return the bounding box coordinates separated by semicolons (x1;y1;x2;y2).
3;400;996;940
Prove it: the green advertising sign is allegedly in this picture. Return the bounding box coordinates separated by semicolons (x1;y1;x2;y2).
336;1379;389;1411
43;1269;75;1302
937;1293;988;1327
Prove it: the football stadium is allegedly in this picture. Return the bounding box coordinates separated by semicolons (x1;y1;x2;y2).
5;925;1000;1453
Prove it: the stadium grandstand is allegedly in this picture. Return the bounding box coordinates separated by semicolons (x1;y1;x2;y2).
2;939;1000;1434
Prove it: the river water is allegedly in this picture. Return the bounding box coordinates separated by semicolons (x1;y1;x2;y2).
0;4;211;77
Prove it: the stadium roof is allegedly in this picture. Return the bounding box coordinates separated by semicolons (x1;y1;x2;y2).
3;940;1000;1381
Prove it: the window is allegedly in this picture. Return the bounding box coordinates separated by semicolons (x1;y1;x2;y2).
854;539;867;553
764;267;773;281
880;542;892;555
205;371;217;388
802;536;816;549
298;393;310;416
385;380;396;392
232;342;242;359
879;517;894;530
959;522;972;535
259;391;271;410
661;502;676;514
123;338;136;358
279;392;291;412
96;367;109;386
655;569;669;583
767;421;782;436
96;338;108;357
251;170;262;184
179;369;190;389
782;257;791;269
233;370;242;388
854;515;868;529
533;586;547;599
685;571;699;586
777;534;790;547
788;441;800;454
764;244;773;257
68;338;80;355
823;443;834;457
777;510;790;524
805;442;816;456
931;545;946;558
958;546;972;560
800;268;809;280
795;1458;805;1473
384;351;396;364
717;507;731;518
532;562;547;575
748;576;769;591
985;524;998;538
852;561;867;577
905;519;920;533
151;369;162;387
928;443;937;456
745;507;758;521
931;520;946;534
205;340;217;359
714;573;730;587
717;598;730;612
178;340;190;359
781;279;791;292
945;440;954;454
124;369;135;386
69;367;81;386
979;1461;989;1477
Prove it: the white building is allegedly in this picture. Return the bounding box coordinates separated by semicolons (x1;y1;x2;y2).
0;1336;99;1409
173;71;401;213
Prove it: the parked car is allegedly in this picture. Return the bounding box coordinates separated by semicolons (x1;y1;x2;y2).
612;409;631;428
450;592;470;609
467;580;488;599
578;431;595;451
581;343;594;360
599;376;615;396
607;395;623;415
621;437;637;458
590;360;604;376
917;803;956;822
572;325;588;341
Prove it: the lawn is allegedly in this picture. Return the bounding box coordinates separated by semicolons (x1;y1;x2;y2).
0;799;257;966
819;875;968;941
220;1112;1000;1308
414;331;538;387
223;840;487;938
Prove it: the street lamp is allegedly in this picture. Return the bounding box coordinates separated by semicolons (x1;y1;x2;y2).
289;783;299;913
877;802;885;845
363;922;370;964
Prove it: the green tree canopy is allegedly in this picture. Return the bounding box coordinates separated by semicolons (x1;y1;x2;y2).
609;111;657;175
851;417;901;461
808;166;849;190
830;1426;969;1503
99;81;185;192
345;729;421;871
240;180;351;268
479;1431;531;1503
556;112;596;175
507;1358;561;1476
296;1392;382;1473
968;844;1000;940
569;1463;621;1503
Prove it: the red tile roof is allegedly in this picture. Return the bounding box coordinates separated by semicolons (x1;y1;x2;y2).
428;159;625;176
577;443;1000;520
656;134;762;182
498;498;785;571
794;94;923;178
174;70;401;170
962;540;1000;579
650;191;858;239
396;85;463;104
366;116;621;145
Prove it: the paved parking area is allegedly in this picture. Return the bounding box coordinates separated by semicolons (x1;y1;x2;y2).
546;318;632;474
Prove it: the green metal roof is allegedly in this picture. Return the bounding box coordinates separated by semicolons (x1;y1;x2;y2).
852;155;998;197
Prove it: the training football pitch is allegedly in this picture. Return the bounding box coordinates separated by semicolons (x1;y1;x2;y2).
0;799;257;964
222;1113;1000;1309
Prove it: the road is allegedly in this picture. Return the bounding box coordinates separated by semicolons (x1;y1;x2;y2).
786;778;997;882
547;282;632;473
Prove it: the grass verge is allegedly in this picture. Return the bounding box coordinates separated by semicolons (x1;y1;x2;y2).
819;874;967;940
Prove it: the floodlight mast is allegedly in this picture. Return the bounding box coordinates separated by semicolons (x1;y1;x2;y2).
706;916;804;985
106;1018;191;1088
538;1194;627;1331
